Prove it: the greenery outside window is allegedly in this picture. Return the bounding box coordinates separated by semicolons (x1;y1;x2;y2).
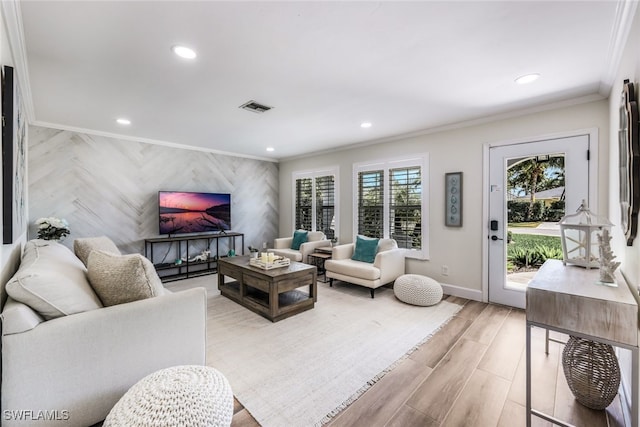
293;168;339;240
353;155;428;259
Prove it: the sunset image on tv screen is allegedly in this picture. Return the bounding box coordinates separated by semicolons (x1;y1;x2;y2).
159;191;231;235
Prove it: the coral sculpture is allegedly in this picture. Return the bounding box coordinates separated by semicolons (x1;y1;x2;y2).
191;250;211;262
182;250;211;263
597;229;620;283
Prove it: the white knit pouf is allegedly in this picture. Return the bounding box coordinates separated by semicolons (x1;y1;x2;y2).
104;365;234;427
394;274;443;306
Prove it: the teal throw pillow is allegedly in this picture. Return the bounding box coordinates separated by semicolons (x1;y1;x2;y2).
291;230;309;250
351;236;379;263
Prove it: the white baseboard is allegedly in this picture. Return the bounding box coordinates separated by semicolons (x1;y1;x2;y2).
440;282;483;302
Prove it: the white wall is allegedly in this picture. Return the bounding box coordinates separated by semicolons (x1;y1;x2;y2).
280;99;609;297
607;4;640;421
609;6;640;288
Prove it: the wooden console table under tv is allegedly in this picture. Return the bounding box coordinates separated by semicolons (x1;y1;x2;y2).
217;256;317;322
526;259;638;427
144;232;244;282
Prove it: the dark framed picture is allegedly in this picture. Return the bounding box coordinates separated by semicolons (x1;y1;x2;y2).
445;172;463;227
619;79;640;246
2;65;26;244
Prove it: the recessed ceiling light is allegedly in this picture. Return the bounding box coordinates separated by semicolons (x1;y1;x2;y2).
515;73;540;85
266;147;275;152
361;122;372;128
171;45;197;60
116;118;131;125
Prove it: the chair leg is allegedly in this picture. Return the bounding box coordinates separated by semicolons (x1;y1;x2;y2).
329;278;333;287
370;288;374;298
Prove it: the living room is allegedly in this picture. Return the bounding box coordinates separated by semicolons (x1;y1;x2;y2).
2;1;640;426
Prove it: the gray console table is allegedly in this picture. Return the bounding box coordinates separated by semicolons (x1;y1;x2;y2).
526;259;638;427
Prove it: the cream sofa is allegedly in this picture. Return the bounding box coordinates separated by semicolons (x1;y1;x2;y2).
0;239;207;427
270;230;331;262
325;238;405;298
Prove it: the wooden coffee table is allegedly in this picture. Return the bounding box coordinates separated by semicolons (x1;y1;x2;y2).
217;256;317;322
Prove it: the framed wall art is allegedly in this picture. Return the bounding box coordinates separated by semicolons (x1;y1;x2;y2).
445;172;463;227
2;65;26;244
619;79;640;246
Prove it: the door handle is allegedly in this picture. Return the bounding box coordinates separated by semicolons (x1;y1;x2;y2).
490;235;503;241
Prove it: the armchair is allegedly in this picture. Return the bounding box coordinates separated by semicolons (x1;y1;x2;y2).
325;238;405;298
270;230;331;262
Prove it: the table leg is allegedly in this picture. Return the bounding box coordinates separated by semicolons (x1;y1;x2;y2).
270;282;278;320
633;347;638;427
545;328;550;355
311;270;317;302
526;322;532;427
217;271;224;290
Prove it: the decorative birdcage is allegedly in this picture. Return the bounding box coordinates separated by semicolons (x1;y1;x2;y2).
559;201;613;269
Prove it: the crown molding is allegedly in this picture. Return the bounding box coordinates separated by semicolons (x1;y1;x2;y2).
282;93;605;162
599;0;639;96
1;0;35;123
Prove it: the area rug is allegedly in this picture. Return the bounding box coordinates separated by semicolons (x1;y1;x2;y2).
205;282;462;427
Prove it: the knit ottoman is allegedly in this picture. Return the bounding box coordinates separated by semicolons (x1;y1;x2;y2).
394;274;443;306
104;365;234;427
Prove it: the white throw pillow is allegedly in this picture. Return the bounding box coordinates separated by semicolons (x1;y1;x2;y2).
6;240;103;319
73;236;120;266
87;250;165;307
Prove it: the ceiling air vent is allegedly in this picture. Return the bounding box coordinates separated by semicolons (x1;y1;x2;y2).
239;100;273;114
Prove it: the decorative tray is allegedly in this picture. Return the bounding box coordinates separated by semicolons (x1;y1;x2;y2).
249;257;291;270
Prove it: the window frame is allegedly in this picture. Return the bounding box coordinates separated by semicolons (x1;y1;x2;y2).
292;167;339;240
353;155;429;259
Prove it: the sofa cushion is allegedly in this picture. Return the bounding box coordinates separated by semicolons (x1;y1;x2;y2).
351;235;379;263
325;259;381;281
291;230;308;250
87;251;165;307
5;240;103;320
74;236;120;266
0;297;45;335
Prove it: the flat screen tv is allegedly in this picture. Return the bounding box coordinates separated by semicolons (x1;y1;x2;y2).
158;191;231;236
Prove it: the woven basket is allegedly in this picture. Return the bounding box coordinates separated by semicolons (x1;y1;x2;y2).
562;336;620;410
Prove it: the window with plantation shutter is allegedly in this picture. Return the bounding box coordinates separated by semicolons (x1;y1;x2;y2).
292;168;339;239
357;170;384;238
315;175;335;239
295;177;313;231
389;167;421;249
353;155;428;259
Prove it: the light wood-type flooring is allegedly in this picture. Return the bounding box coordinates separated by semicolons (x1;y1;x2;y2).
229;295;626;427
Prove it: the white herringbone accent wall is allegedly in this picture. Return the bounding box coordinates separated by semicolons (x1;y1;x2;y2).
28;126;279;255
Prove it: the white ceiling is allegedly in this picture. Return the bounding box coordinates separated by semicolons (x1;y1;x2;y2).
10;1;631;161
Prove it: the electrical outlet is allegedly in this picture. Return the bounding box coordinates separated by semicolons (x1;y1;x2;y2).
441;265;449;276
262;242;267;249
